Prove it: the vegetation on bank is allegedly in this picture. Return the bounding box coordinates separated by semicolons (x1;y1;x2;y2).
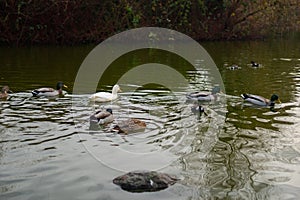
1;0;299;45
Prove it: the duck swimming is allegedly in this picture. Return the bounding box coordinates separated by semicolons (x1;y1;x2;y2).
32;82;68;97
90;108;114;125
228;65;241;70
191;104;208;120
89;84;121;102
251;61;260;67
112;118;146;134
187;86;221;101
241;93;280;107
191;104;207;116
0;86;12;99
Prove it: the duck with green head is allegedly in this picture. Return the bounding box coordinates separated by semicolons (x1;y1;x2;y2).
32;82;68;97
241;93;281;107
89;108;114;130
90;108;114;125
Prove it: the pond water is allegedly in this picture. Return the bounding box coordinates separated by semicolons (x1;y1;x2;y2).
0;39;300;200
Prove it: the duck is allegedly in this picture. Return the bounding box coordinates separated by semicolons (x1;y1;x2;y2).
89;84;121;102
228;65;241;70
32;82;68;97
90;108;114;125
241;93;281;107
250;61;260;67
112;118;146;134
191;104;207;116
187;86;221;101
0;86;12;99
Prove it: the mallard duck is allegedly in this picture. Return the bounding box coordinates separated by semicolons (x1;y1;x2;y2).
112;118;146;134
32;82;68;97
251;61;260;67
228;65;241;70
0;86;12;99
187;86;221;101
241;93;280;107
90;108;114;125
191;104;207;116
191;104;208;120
89;84;121;102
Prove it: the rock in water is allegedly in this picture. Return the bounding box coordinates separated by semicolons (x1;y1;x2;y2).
113;171;178;192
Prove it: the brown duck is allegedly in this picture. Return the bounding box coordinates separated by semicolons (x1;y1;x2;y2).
112;118;146;134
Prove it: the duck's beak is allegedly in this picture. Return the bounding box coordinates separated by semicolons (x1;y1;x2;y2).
8;90;13;93
118;89;122;92
63;85;68;89
277;99;281;104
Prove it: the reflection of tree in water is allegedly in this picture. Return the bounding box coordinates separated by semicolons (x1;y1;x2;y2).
206;132;257;199
177;121;259;199
0;114;16;194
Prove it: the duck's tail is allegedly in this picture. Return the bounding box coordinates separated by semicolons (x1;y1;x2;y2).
241;93;249;99
89;115;98;123
31;90;39;97
89;94;96;101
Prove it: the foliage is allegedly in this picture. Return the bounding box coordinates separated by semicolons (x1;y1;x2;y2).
0;0;299;45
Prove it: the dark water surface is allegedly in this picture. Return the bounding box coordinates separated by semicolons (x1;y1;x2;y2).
0;39;300;200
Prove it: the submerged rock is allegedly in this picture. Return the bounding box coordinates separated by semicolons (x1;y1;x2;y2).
113;171;178;192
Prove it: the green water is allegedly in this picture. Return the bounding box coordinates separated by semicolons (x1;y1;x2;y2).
0;39;299;200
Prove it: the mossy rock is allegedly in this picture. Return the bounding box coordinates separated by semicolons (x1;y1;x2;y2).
113;170;178;192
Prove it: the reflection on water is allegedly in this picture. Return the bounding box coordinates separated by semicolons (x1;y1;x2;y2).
0;40;300;199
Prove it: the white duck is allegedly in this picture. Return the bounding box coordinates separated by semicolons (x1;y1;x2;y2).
89;84;121;102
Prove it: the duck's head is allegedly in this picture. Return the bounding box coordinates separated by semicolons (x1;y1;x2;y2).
270;94;280;103
269;94;280;112
112;84;122;93
106;108;113;114
56;82;68;90
211;86;221;94
112;125;125;133
1;86;12;94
